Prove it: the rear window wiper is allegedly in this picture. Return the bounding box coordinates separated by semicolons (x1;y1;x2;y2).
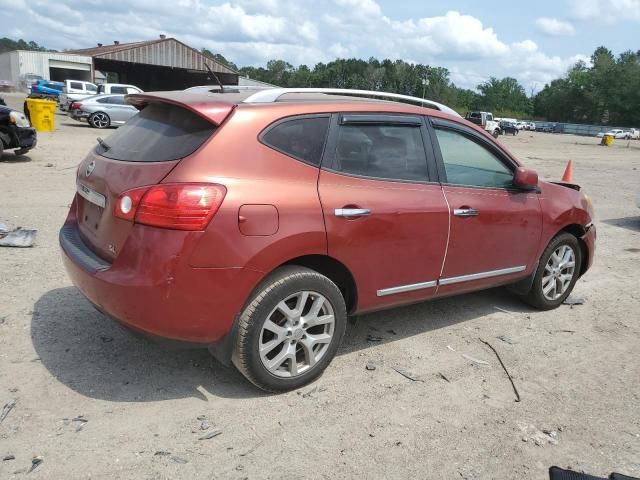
96;137;110;151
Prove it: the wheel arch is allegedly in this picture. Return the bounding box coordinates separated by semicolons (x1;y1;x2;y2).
208;254;358;366
559;223;589;277
280;254;358;315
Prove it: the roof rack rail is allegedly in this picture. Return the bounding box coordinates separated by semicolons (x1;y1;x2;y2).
242;88;461;117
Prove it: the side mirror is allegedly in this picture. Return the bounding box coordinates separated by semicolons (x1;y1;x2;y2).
513;167;539;190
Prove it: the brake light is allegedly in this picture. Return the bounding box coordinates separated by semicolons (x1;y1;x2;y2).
114;183;226;231
70;101;82;110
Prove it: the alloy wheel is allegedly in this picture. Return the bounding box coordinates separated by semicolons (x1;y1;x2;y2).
92;113;109;128
259;291;335;378
542;244;576;300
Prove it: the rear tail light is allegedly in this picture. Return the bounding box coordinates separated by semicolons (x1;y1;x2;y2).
70;101;82;110
114;183;227;231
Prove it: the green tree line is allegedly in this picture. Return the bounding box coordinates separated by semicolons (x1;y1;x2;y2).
534;47;640;126
0;37;50;54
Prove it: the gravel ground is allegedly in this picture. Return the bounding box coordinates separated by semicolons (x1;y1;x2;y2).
1;92;639;479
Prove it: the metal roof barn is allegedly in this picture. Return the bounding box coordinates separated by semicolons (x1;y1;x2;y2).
66;36;238;91
0;50;93;89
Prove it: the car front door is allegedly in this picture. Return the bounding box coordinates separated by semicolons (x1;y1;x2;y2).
318;114;449;312
429;118;542;296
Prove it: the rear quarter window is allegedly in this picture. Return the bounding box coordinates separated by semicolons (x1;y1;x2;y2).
97;103;215;162
261;116;330;166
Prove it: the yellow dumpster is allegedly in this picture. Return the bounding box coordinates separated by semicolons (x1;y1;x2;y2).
600;134;614;146
25;98;56;132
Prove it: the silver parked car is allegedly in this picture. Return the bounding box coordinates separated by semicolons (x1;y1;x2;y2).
68;94;138;129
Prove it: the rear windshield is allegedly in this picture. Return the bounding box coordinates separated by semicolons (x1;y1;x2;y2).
97;103;215;162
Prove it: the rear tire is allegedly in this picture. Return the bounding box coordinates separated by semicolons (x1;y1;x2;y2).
89;112;110;129
0;140;4;159
233;266;347;392
520;232;582;310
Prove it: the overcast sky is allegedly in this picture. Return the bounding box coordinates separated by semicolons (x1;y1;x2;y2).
2;0;638;92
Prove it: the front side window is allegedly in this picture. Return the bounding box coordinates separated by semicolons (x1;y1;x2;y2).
261;116;329;166
86;83;97;93
69;81;83;90
332;123;428;182
110;86;127;94
435;128;513;188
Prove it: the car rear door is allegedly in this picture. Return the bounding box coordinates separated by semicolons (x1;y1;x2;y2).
428;117;542;295
318;114;449;312
104;96;135;123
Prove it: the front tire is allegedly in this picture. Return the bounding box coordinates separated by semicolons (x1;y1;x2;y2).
520;233;582;310
233;266;347;392
89;112;110;129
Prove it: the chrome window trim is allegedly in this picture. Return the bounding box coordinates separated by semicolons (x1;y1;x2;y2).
377;280;438;297
439;265;526;286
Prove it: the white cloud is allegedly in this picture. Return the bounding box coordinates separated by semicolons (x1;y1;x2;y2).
0;0;591;91
535;17;575;36
569;0;640;22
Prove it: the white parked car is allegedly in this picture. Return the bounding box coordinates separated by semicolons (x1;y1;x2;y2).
627;128;639;139
527;122;536;131
96;83;143;95
515;121;527;130
59;80;98;111
597;129;631;139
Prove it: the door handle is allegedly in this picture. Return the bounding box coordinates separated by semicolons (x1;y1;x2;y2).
335;208;371;218
453;208;479;217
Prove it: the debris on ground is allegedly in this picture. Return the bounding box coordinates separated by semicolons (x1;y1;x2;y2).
366;334;383;342
171;456;188;464
1;399;16;423
447;345;490;366
196;415;206;421
0;225;37;248
99;336;114;343
28;456;43;473
200;420;211;430
198;429;222;441
72;415;88;423
386;329;397;335
550;329;576;334
518;422;559;446
436;372;450;383
154;451;171;457
391;366;421;382
365;362;377;371
563;296;585;306
493;306;514;314
239;440;264;457
479;338;521;402
3;455;15;461
497;335;517;345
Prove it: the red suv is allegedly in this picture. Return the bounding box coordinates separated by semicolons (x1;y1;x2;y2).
60;88;596;392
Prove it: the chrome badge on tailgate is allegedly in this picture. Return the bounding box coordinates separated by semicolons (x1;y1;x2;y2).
77;182;106;209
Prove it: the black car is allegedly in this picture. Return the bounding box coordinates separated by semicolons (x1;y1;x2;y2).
0;104;37;157
499;120;519;135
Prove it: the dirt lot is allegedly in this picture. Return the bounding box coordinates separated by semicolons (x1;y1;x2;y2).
1;92;639;479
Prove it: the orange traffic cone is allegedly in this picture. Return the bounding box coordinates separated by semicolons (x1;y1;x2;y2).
561;160;573;182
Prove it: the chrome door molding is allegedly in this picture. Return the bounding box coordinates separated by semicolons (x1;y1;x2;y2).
377;280;437;297
377;265;526;297
439;265;526;286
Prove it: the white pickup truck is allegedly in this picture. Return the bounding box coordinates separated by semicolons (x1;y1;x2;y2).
597;128;636;139
465;111;501;137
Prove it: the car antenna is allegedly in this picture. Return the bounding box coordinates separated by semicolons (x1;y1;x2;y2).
204;63;224;93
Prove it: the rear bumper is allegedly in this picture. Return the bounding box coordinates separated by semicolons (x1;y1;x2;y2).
59;220;262;344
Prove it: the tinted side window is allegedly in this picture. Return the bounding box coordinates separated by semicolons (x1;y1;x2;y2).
107;96;126;105
261;116;329;166
110;86;127;94
434;128;513;188
96;97;109;104
86;83;97;93
333;123;428;182
70;81;83;90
